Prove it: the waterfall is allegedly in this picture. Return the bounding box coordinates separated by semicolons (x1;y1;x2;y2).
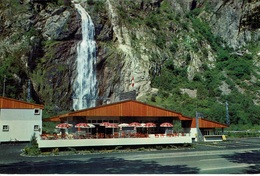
73;3;97;110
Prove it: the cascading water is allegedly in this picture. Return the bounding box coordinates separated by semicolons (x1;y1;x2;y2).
73;3;97;110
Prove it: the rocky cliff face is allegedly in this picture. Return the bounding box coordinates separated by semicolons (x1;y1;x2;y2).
0;0;259;115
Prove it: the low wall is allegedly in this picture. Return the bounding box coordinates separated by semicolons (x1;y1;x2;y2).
38;136;192;148
204;135;225;142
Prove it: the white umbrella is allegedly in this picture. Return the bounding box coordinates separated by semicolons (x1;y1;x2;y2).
118;123;130;127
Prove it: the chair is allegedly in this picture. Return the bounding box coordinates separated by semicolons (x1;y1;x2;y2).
121;132;126;138
130;133;135;138
113;132;119;138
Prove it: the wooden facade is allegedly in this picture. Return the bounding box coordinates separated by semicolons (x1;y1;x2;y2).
43;100;191;122
43;100;228;129
0;96;44;109
190;117;228;128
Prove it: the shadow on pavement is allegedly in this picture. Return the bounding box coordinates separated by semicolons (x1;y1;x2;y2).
221;150;260;174
0;156;199;174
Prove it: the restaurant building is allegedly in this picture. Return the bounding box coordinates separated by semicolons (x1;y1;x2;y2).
40;100;228;148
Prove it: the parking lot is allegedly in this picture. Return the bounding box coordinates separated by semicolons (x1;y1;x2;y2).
0;137;259;174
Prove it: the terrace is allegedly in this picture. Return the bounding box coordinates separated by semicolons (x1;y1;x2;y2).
38;121;192;148
38;133;192;149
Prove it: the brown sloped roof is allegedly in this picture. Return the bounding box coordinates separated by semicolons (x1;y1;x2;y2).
43;100;190;122
43;100;228;128
0;96;44;109
191;117;229;128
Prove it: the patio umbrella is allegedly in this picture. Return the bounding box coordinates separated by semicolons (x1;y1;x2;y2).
105;123;118;128
56;123;73;138
141;123;146;127
160;122;173;127
118;123;130;127
56;123;73;129
75;123;95;133
100;122;111;127
143;122;156;134
75;123;95;128
129;122;142;127
118;123;129;130
101;123;118;136
143;122;156;127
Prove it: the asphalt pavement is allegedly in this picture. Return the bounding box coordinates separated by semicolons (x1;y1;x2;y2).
0;138;259;174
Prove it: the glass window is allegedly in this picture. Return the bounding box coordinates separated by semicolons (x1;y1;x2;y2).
34;109;40;115
34;125;39;131
3;125;9;132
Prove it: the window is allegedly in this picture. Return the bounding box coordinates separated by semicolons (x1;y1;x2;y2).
34;109;40;115
3;125;9;132
204;130;210;135
34;125;40;131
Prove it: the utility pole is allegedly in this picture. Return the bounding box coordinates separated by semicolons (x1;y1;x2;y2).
3;75;6;97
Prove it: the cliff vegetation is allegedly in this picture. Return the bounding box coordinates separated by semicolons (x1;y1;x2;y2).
0;0;259;130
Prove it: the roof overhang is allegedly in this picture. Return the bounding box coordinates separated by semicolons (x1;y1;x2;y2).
43;100;191;122
0;96;44;109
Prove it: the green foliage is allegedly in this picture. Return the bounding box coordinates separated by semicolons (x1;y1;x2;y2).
42;122;58;134
155;32;167;49
173;120;183;133
23;133;41;156
68;147;78;154
148;3;259;130
226;56;252;80
145;12;160;30
52;148;59;155
92;1;105;13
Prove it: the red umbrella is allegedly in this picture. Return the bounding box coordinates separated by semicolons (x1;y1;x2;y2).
142;122;156;134
143;122;156;127
160;122;173;127
105;123;118;128
129;122;142;127
100;122;111;127
75;123;95;128
56;123;73;129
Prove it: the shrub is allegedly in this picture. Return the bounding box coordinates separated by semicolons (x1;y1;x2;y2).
155;145;163;150
52;148;59;155
23;133;41;156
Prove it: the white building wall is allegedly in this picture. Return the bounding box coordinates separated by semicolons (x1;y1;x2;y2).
189;128;197;138
0;109;42;142
183;128;197;138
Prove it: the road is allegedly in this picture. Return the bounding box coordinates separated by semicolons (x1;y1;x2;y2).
0;138;259;174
